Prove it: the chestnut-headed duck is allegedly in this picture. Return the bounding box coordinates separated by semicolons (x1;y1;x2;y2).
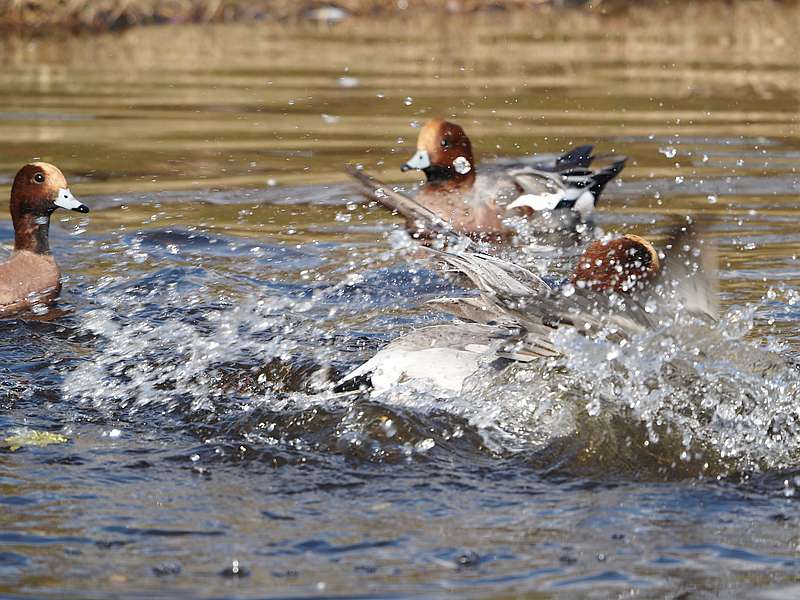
348;118;626;239
0;162;89;316
338;226;716;396
571;234;660;295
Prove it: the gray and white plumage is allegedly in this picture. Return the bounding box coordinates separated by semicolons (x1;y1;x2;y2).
339;223;718;396
337;323;516;395
506;158;627;221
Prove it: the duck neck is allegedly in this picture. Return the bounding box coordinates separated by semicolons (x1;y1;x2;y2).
13;212;52;255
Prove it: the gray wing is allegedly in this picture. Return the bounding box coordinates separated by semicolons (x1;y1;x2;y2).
496;289;654;340
425;248;553;298
425;249;654;349
647;221;719;321
426;296;518;326
427;297;561;360
345;165;471;246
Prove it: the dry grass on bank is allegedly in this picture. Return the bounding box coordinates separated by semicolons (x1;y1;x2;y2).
0;0;797;33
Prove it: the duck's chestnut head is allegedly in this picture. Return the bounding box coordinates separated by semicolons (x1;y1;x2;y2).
572;234;660;294
11;162;89;219
402;119;475;185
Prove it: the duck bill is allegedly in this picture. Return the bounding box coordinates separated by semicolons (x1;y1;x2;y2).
401;149;431;172
54;188;90;213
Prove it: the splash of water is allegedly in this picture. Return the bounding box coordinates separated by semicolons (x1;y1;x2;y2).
60;239;800;477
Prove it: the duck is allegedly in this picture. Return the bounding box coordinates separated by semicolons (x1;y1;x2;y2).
0;162;89;316
337;225;717;396
347;118;626;240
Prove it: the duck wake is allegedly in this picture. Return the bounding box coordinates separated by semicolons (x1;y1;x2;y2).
58;254;800;479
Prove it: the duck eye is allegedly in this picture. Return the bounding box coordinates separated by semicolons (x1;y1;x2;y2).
33;173;45;184
440;139;449;148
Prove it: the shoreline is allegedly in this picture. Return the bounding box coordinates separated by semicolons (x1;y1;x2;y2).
0;0;793;35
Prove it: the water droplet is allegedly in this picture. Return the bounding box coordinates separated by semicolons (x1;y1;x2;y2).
403;96;413;106
561;282;575;298
31;304;49;316
659;146;678;159
415;438;435;452
452;156;472;175
381;418;397;438
337;76;360;88
220;560;249;578
321;113;340;125
707;195;717;204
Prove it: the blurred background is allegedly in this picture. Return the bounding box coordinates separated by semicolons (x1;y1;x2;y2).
3;1;800;599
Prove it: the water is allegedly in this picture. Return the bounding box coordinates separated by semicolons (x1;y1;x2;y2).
2;14;800;598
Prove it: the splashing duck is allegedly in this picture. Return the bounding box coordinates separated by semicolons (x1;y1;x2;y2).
338;226;716;396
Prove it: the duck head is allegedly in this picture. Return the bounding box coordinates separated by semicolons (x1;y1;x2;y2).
401;119;476;188
572;234;660;294
10;162;89;254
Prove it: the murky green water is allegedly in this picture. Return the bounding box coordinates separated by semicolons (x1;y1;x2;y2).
2;14;800;599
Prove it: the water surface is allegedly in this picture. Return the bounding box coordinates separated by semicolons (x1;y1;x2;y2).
2;15;800;599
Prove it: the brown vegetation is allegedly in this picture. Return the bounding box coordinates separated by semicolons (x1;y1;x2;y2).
0;0;792;34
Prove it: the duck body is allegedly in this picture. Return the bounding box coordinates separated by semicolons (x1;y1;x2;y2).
0;251;61;314
340;323;511;396
408;170;521;234
0;162;89;317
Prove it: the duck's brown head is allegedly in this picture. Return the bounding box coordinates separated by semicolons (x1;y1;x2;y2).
572;234;660;294
10;162;89;254
401;119;475;188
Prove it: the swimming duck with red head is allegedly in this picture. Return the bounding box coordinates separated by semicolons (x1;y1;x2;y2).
401;118;477;189
350;118;625;240
0;162;89;315
337;227;710;396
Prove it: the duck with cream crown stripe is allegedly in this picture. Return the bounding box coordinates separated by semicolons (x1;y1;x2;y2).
337;227;712;397
348;118;626;240
0;162;89;316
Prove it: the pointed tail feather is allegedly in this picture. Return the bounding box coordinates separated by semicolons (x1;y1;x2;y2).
556;144;595;170
586;156;627;198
